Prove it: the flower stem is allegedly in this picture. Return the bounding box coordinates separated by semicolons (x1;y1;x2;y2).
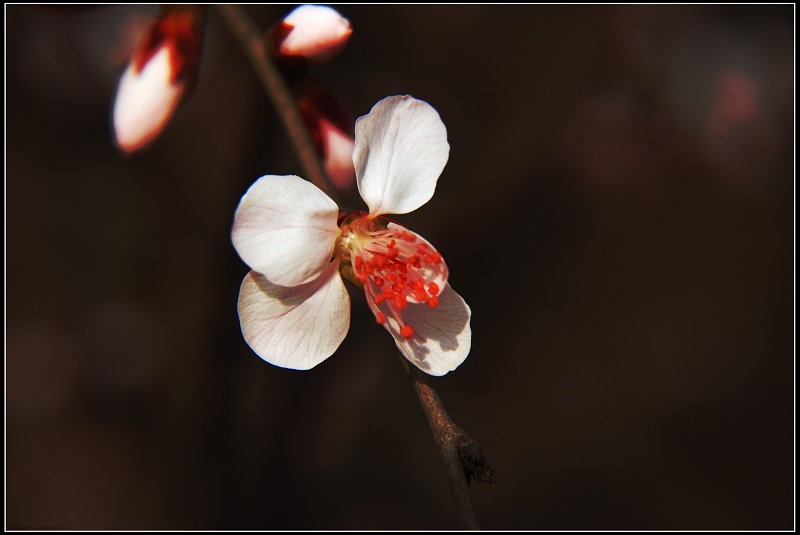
214;4;341;207
402;357;494;530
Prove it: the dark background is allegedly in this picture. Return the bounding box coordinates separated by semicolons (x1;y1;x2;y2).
6;5;794;530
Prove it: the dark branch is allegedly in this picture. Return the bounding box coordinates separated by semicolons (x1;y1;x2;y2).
403;357;495;529
214;4;341;207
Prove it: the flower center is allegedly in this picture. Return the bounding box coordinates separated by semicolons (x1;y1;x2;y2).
336;211;448;339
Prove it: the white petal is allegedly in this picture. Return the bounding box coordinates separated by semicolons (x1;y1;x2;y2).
386;223;448;305
113;45;184;153
354;95;450;216
238;263;350;370
232;175;340;288
382;284;471;376
280;5;352;62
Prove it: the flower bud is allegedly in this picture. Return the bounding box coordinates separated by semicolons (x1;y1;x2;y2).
112;7;205;153
299;85;356;189
274;5;352;63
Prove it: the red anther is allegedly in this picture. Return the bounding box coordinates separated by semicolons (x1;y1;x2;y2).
414;288;427;301
355;256;364;269
374;276;384;287
417;243;428;250
387;239;396;248
399;273;407;281
417;248;426;256
398;264;407;274
400;324;414;338
375;312;386;325
395;230;406;239
370;256;381;269
414;280;424;290
392;281;404;293
386;263;397;272
394;293;407;310
407;280;417;290
427;296;439;308
386;273;397;281
431;252;442;263
404;232;416;243
386;247;399;259
424;254;433;263
364;262;373;275
374;293;385;305
383;288;395;299
428;282;439;295
408;256;421;269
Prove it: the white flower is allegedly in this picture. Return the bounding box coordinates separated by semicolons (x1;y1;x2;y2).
278;5;352;63
232;96;471;376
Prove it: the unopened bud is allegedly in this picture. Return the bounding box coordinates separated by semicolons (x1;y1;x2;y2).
299;85;356;189
112;7;205;153
275;5;352;63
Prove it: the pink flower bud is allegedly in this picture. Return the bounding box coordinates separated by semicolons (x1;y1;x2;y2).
277;5;352;63
319;117;355;188
299;85;356;189
112;8;204;153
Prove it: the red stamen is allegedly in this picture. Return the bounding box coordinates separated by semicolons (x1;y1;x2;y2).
374;293;385;305
414;288;427;301
432;252;442;263
427;296;439;308
375;312;386;324
374;276;384;287
400;324;414;338
428;282;439;296
386;273;397;281
394;294;407;310
387;239;396;248
355;256;364;269
383;288;395;298
386;248;399;259
424;254;433;263
392;281;404;293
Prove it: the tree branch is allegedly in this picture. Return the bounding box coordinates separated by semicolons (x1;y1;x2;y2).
402;357;495;530
214;4;341;207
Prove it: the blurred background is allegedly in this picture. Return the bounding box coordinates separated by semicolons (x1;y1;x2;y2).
6;4;794;529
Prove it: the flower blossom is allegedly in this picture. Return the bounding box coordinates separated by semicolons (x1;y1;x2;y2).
113;7;204;153
232;96;471;376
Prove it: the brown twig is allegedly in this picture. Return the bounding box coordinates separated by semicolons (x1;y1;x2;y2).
213;4;341;207
402;357;495;530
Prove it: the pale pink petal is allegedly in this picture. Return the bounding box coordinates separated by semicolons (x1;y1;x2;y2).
232;175;340;287
113;45;184;153
280;5;352;62
386;223;448;304
378;284;471;376
354;95;450;216
238;263;350;370
320;117;356;188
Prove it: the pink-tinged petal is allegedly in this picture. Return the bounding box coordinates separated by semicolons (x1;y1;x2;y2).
238;263;350;370
232;175;340;287
279;5;352;62
378;284;471;376
354;95;450;216
386;222;448;304
113;45;184;153
320;117;356;188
